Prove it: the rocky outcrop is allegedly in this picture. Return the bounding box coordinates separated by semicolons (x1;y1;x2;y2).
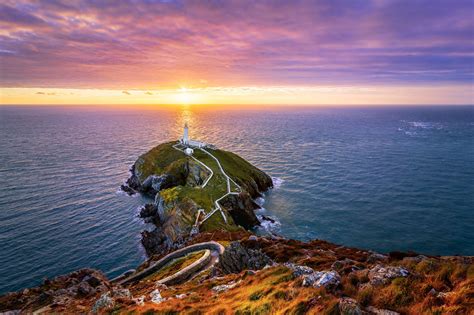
220;192;261;229
139;203;160;225
219;242;272;274
0;269;110;313
368;265;409;285
338;298;362;315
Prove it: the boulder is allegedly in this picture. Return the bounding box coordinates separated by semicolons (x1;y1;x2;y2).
285;263;315;277
219;242;273;274
368;265;409;285
112;288;131;299
141;228;168;256
76;282;95;297
338;298;362;315
150;289;166;304
367;253;389;263
302;271;341;289
365;306;400;315
92;292;115;313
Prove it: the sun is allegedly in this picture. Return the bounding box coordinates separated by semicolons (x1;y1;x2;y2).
176;87;193;104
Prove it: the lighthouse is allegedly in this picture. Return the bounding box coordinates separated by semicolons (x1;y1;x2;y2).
179;122;208;148
183;122;189;145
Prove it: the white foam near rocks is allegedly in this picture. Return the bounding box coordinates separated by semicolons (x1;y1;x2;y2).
272;177;284;189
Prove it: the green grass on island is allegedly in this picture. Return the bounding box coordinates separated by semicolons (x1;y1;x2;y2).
133;141;268;231
143;250;206;282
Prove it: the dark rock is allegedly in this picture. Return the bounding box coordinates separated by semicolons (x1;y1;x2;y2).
220;193;260;230
76;282;94;297
120;184;135;195
141;228;168;256
139;203;158;221
219;242;272;274
84;275;102;288
260;215;275;224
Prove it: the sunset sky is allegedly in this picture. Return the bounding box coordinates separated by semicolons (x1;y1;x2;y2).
0;0;473;105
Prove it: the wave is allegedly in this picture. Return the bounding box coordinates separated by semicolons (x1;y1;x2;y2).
256;214;281;235
272;177;284;189
407;121;444;130
115;188;138;197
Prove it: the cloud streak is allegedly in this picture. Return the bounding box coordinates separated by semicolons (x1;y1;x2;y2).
0;0;472;89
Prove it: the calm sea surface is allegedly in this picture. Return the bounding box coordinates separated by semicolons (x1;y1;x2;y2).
0;105;473;294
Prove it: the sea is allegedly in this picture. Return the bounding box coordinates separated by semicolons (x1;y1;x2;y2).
0;105;473;294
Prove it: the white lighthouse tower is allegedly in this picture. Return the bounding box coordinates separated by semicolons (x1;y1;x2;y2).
183;122;189;145
179;122;208;149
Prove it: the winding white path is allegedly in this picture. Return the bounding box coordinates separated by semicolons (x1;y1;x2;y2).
171;142;241;229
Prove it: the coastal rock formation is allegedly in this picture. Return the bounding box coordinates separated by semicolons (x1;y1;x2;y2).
123;141;273;256
0;269;111;313
219;192;261;229
368;264;409;285
218;241;272;274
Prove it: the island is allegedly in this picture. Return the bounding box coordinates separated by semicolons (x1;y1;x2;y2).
1;129;472;314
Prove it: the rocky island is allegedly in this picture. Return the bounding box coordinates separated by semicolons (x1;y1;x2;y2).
1;138;472;314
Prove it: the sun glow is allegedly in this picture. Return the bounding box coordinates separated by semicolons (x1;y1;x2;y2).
175;87;196;105
1;85;473;105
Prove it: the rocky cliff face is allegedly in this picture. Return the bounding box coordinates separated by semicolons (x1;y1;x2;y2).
123;141;273;256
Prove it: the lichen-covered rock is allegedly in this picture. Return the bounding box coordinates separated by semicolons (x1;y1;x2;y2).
302;271;341;289
150;289;166;304
285;263;315;277
365;306;400;315
338;298;362;315
219;242;273;274
92;292;115;313
368;265;409;285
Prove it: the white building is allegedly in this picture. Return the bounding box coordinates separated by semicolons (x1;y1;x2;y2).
180;123;208;148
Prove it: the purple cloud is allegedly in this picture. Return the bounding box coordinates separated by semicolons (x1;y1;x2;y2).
0;0;472;88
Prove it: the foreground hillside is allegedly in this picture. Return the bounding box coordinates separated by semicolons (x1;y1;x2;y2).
1;232;472;314
1;141;472;314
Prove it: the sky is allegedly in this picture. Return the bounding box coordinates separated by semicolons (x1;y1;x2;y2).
0;0;473;105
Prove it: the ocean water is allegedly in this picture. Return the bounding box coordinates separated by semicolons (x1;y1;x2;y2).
0;105;473;294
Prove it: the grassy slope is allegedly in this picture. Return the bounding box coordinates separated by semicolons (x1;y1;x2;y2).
123;236;474;315
208;148;269;188
135;142;187;182
135;142;260;232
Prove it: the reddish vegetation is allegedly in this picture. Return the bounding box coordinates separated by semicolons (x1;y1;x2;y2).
1;232;472;314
